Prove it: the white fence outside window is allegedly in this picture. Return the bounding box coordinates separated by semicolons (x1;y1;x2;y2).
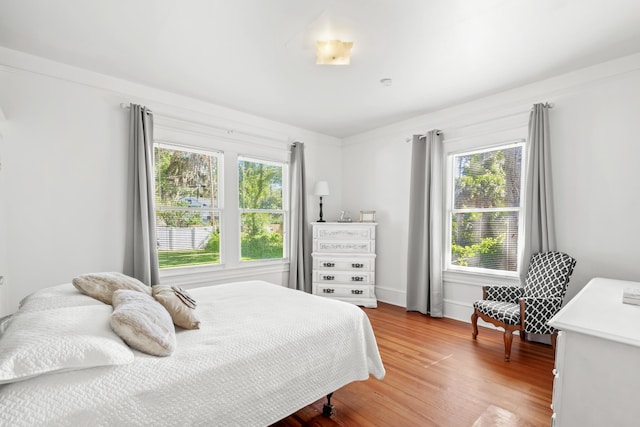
157;226;214;251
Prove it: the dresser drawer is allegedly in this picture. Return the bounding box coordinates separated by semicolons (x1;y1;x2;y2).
314;270;373;285
313;257;374;272
313;239;375;253
314;225;375;240
315;283;373;298
551;331;565;415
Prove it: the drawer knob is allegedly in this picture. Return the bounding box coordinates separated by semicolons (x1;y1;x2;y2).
323;288;335;294
351;289;364;295
352;263;364;268
323;275;335;281
323;262;335;268
351;276;364;282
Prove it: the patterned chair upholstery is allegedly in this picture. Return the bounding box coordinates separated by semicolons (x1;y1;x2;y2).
471;251;576;361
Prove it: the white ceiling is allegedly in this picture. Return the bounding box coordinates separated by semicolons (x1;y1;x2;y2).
1;0;640;138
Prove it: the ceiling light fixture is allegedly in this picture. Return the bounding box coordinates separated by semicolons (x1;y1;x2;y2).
316;40;353;65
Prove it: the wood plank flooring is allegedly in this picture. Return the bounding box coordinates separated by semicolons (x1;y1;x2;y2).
272;302;555;427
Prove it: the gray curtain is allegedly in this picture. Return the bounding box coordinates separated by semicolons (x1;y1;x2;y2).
288;142;311;292
406;130;444;316
125;103;160;286
519;103;556;283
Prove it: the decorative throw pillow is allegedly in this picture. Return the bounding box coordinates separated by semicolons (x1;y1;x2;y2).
0;305;134;384
0;314;13;335
72;272;151;305
152;285;201;330
110;289;176;357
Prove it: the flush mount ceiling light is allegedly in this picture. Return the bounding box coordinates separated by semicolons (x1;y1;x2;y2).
316;40;353;65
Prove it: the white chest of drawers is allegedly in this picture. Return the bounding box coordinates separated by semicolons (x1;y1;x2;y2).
311;222;377;308
548;278;640;426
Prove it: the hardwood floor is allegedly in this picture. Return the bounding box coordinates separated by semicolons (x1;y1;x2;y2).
272;302;555;427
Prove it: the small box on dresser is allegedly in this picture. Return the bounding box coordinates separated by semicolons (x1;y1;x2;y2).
311;222;377;308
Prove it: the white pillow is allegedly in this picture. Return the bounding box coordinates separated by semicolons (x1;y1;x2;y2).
0;305;134;384
111;289;176;357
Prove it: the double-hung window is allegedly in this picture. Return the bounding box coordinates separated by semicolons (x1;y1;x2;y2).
238;156;287;262
448;142;524;274
154;144;223;269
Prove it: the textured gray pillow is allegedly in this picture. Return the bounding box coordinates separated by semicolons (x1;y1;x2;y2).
72;272;151;305
110;290;176;357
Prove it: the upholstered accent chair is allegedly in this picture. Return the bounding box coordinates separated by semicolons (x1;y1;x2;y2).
471;251;576;361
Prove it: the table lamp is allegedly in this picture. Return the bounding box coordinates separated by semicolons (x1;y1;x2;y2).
313;181;330;222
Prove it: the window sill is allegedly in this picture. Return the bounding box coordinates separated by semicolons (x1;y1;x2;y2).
159;259;290;287
444;269;520;288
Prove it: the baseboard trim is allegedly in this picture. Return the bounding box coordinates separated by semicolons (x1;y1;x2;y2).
376;286;406;307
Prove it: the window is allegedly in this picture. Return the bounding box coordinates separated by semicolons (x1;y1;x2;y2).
238;157;287;262
154;144;222;269
448;143;524;274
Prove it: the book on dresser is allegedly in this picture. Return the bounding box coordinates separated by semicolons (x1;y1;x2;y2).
311;222;377;308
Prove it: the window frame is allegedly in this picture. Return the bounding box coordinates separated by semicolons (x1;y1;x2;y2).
237;155;289;263
444;140;526;278
153;142;225;269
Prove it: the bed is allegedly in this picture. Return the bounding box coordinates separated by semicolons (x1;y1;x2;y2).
0;280;385;426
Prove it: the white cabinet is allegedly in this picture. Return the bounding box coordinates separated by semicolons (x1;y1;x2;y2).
548;277;640;426
311;222;377;308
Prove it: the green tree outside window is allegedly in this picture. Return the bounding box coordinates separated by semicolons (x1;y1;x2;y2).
451;145;522;272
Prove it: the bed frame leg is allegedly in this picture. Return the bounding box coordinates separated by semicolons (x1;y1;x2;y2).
322;392;335;417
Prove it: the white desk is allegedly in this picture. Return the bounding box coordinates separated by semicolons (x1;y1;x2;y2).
548;277;640;426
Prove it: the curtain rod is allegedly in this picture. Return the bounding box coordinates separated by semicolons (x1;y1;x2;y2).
411;102;554;141
120;103;152;114
119;103;296;149
418;131;441;140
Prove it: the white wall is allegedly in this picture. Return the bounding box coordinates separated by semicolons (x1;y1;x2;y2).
342;135;413;305
551;70;640;300
343;53;640;324
0;47;342;315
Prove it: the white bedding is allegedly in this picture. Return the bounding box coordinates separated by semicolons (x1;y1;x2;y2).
0;281;385;426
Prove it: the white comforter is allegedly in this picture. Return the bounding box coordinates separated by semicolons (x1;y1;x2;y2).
0;281;385;427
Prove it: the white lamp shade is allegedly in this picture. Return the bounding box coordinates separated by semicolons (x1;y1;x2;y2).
313;181;330;196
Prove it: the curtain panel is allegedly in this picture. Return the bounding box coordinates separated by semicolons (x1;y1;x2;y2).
519;103;556;283
125;104;160;286
288;142;311;292
406;130;444;317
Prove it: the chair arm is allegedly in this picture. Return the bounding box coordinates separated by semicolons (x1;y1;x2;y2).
483;285;523;303
520;297;563;334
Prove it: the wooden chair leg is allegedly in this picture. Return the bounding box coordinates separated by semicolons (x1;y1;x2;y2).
471;311;479;339
551;331;558;354
503;330;514;362
519;299;526;342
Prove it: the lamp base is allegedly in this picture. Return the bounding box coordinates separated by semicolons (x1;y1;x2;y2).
318;196;326;223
